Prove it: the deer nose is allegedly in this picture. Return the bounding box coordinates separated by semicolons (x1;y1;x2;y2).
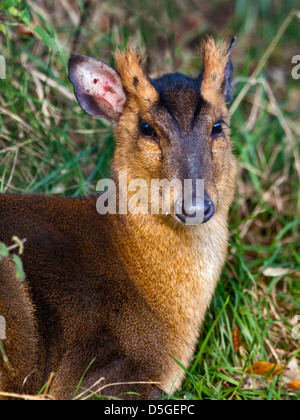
203;196;215;223
174;193;215;225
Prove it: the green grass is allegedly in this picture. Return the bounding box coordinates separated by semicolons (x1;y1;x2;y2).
0;0;299;400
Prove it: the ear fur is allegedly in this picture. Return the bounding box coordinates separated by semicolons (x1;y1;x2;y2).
114;48;159;109
200;36;236;104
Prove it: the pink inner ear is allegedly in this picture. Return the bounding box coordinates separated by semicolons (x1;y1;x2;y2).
70;56;126;120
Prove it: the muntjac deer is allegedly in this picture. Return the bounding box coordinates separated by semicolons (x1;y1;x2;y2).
0;37;237;400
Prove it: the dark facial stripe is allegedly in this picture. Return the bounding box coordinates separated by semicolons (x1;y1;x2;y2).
150;73;203;131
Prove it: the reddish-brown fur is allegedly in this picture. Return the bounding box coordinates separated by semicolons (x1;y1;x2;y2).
0;38;237;400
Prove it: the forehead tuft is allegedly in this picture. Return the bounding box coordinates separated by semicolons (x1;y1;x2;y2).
150;73;203;127
151;73;200;98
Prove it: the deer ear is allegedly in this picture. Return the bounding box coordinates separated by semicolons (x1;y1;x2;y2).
222;37;236;104
68;55;126;121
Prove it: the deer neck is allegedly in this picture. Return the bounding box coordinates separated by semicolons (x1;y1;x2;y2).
113;210;229;321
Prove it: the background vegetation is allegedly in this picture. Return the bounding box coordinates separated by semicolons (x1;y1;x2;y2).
0;0;299;400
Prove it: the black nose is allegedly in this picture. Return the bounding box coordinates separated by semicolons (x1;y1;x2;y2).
203;196;215;223
174;193;215;225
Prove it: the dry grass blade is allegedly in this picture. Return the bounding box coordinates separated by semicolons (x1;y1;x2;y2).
230;9;300;116
74;380;162;400
0;107;36;134
0;391;52;400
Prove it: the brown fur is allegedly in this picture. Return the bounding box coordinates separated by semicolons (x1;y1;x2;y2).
0;38;237;399
0;258;42;398
201;37;230;103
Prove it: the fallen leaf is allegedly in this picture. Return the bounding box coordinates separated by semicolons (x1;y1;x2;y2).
228;359;300;392
282;359;300;383
15;22;37;37
287;381;300;391
232;327;241;354
246;361;285;380
262;267;290;277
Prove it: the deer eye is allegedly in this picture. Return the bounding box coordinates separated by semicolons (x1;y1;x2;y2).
139;119;157;138
211;120;223;138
